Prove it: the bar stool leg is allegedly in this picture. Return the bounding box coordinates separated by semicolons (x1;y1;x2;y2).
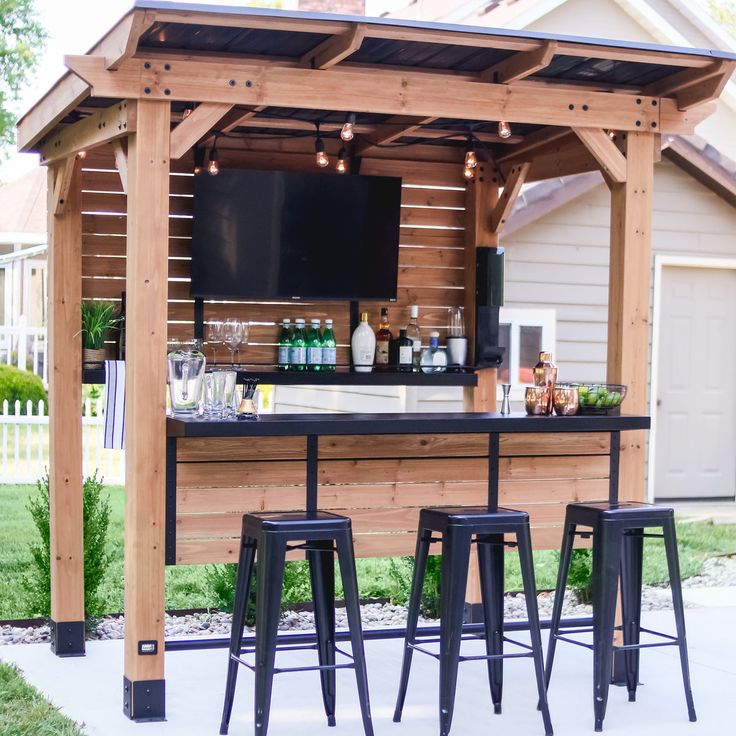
254;532;287;736
620;529;643;702
477;533;504;714
591;523;621;733
517;524;554;736
220;535;256;735
308;540;337;727
544;521;576;691
394;527;432;723
335;530;375;736
662;517;697;722
438;527;471;736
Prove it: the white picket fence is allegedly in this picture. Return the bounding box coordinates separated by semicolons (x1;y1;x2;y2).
0;398;124;485
0;317;48;386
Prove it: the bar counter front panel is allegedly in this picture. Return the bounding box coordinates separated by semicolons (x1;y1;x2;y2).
165;412;649;566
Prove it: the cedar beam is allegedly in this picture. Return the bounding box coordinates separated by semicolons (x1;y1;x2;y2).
106;9;156;70
480;41;556;84
112;139;128;193
123;99;170;720
51;156;77;215
170;102;234;159
489;162;530;234
47;158;85;656
607;132;653;503
355;116;437;154
301;23;365;69
40;100;136;165
645;60;736;110
64;55;672;133
572;127;627;185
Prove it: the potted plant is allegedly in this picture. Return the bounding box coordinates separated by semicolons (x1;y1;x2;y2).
81;300;120;365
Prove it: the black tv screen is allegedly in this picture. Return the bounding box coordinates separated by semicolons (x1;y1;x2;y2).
190;169;402;301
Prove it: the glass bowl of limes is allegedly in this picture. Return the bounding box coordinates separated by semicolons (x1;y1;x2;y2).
571;383;627;414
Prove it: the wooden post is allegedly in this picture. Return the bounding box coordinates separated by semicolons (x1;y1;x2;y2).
123;99;171;721
607;132;653;501
47;158;85;656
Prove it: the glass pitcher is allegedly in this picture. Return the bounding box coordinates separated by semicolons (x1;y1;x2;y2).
168;342;206;416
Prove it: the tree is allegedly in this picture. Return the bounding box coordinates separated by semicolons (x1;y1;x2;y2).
0;0;45;151
708;0;736;39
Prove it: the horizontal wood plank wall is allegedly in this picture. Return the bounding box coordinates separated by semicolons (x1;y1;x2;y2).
175;432;609;564
79;145;466;362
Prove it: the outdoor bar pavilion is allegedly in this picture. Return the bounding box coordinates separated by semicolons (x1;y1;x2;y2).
16;0;735;723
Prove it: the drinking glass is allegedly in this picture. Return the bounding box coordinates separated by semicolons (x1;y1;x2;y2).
203;371;226;418
447;307;465;337
221;370;238;417
222;318;244;365
206;320;223;365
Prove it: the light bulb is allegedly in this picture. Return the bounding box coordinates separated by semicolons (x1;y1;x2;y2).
464;149;477;169
336;147;347;174
207;158;219;175
463;165;475;180
182;106;193;119
341;113;356;142
77;150;87;160
194;164;202;175
608;130;616;139
193;146;204;175
498;120;512;139
316;150;329;167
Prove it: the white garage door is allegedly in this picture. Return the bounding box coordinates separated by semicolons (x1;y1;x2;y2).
655;266;736;500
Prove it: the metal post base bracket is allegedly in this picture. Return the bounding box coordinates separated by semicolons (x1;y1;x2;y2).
123;677;166;721
49;620;85;657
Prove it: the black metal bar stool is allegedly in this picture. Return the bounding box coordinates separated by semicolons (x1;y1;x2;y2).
393;506;553;736
219;511;374;736
545;501;696;732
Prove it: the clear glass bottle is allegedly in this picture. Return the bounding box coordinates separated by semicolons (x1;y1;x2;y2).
396;328;413;373
374;307;393;372
277;318;291;371
351;312;375;373
405;305;421;372
290;318;307;372
421;331;447;373
321;319;337;372
306;319;323;372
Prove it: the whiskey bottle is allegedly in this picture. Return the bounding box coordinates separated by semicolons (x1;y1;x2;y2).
374;307;393;371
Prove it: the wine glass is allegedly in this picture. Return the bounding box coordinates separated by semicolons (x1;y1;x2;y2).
206;320;223;365
222;318;244;365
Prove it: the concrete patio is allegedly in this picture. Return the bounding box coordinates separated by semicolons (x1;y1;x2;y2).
2;603;735;736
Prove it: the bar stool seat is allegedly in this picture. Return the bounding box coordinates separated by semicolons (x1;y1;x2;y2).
220;510;374;736
545;500;696;732
394;506;553;736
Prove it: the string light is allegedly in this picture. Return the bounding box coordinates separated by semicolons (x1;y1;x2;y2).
314;123;329;168
608;130;616;139
336;147;348;174
464;135;477;170
77;150;87;160
498;120;512;139
340;113;356;142
193;145;204;175
207;137;219;176
463;162;475;180
182;105;193;119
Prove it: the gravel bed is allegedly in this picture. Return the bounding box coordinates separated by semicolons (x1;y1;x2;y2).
3;556;734;647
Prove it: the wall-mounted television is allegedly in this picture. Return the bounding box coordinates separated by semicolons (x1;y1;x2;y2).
190;169;402;301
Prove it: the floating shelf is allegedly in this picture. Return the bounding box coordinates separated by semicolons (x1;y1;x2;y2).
83;367;477;387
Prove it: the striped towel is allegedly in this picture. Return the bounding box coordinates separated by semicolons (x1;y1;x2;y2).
104;360;125;450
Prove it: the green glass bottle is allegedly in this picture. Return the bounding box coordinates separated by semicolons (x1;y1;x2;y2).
290;318;307;372
321;318;336;372
306;319;322;372
277;318;292;371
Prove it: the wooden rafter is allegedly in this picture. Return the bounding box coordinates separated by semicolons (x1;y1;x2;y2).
64;55;672;134
301;23;365;70
480;41;557;84
40;100;136;165
355;116;437;154
51;155;77;215
572;127;627;185
112;139;128;193
489;162;530;234
645;59;736;110
106;9;156;70
218;105;267;133
170;102;234;159
498;126;573;166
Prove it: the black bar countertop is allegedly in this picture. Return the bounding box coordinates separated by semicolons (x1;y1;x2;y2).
167;412;650;438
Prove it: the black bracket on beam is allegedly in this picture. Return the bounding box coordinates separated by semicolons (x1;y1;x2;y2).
49;620;85;657
123;677;166;721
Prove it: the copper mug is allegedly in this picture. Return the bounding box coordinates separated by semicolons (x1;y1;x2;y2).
553;385;579;416
525;386;550;415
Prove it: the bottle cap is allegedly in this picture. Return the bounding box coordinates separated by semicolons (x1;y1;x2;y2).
360;312;369;321
430;330;440;337
381;307;388;317
410;305;418;318
325;319;333;326
311;319;320;326
283;319;290;325
296;318;305;325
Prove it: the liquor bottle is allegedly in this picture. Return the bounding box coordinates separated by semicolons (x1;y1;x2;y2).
277;318;291;371
306;319;323;372
321;319;337;372
351;312;375;373
405;305;421;372
533;351;557;414
116;291;126;360
374;307;393;371
421;331;447;373
290;318;307;372
396;329;413;373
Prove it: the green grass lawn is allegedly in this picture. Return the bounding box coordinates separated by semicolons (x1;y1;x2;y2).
0;483;734;620
0;662;86;735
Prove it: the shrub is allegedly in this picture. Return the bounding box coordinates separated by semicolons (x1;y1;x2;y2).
0;365;46;414
565;548;593;603
386;554;442;617
25;471;113;618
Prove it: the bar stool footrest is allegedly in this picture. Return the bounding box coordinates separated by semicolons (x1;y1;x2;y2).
231;644;355;674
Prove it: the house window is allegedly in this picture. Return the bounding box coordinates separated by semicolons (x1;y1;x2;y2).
0;267;6;325
496;308;556;401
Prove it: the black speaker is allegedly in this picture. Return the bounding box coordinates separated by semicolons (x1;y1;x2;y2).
475;247;505;368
